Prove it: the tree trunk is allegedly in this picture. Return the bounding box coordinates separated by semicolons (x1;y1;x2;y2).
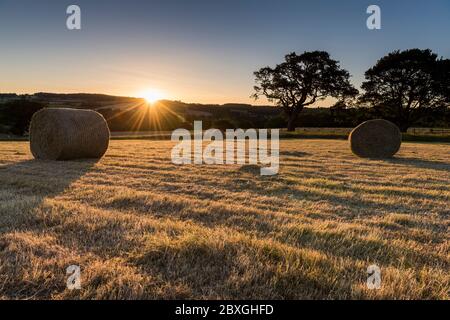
397;106;410;133
287;115;297;132
286;108;301;132
399;123;409;133
398;114;410;133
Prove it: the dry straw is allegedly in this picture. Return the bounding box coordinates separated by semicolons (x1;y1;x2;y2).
349;119;401;158
30;108;110;160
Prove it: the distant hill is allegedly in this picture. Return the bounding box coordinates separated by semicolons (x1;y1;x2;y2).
0;93;448;135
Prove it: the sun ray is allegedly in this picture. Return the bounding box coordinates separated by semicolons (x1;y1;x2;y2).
101;100;145;123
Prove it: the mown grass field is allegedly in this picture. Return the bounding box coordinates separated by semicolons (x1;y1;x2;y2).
0;139;449;299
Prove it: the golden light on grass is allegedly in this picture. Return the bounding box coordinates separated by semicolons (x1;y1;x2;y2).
0;139;449;299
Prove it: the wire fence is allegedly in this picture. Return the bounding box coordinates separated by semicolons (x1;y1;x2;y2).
279;127;450;136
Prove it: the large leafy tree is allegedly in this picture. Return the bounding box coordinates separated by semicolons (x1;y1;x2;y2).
252;51;358;131
360;49;450;132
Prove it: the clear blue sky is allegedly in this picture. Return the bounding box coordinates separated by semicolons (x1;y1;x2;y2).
1;0;449;104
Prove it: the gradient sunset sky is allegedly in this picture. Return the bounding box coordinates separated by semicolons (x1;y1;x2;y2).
1;0;449;105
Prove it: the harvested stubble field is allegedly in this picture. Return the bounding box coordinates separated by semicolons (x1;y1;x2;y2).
0;139;449;299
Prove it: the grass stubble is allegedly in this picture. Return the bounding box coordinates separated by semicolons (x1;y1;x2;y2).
0;139;448;299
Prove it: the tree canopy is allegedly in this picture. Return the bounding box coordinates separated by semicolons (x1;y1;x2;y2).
253;51;358;130
360;49;450;131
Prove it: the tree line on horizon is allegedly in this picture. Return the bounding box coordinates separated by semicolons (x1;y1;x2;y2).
253;48;450;132
0;48;449;135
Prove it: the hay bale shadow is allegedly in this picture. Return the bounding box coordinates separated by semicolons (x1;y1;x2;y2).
238;164;261;175
382;157;450;172
281;151;309;158
0;159;98;231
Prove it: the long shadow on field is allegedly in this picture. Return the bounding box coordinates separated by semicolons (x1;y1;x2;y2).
0;159;98;232
97;183;449;272
384;157;450;172
281;151;310;158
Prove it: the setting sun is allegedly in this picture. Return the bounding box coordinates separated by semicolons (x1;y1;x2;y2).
140;89;164;104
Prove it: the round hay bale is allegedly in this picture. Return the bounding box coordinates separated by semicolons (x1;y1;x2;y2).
30;108;110;160
349;119;401;158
